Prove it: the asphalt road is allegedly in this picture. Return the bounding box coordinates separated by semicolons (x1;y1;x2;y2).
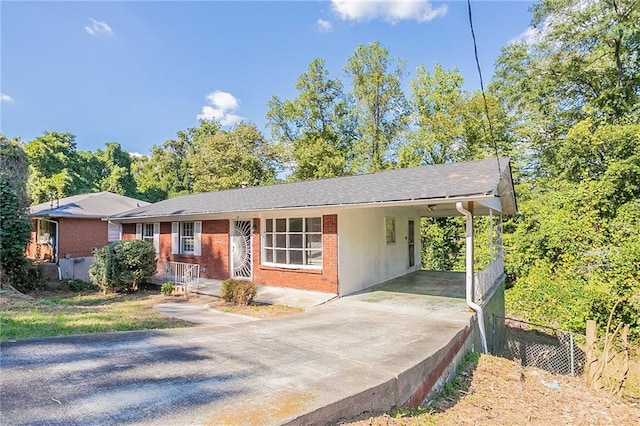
0;296;471;425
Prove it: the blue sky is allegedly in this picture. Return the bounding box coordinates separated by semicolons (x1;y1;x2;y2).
1;1;534;155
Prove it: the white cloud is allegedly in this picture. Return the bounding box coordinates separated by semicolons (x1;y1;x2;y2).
316;19;333;32
0;93;14;103
510;26;540;45
85;18;113;36
331;0;447;24
128;152;146;158
197;91;244;126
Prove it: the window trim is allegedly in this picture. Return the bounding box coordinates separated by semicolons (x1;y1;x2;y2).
180;222;195;255
385;216;396;245
36;219;53;244
261;217;323;269
171;221;201;256
142;223;154;244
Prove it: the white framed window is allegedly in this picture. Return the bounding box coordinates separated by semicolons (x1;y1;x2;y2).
136;222;160;252
181;222;195;254
262;217;322;267
171;221;201;256
142;223;154;244
37;220;53;244
108;222;122;242
385;216;396;245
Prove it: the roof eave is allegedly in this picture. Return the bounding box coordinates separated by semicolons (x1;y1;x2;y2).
106;193;508;224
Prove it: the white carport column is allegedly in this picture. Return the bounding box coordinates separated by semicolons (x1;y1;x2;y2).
456;201;488;354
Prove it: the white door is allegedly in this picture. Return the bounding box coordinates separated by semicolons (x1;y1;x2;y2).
230;220;253;279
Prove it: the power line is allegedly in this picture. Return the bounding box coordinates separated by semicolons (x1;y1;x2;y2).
467;0;502;175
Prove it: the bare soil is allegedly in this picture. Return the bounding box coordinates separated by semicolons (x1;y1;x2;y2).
208;299;304;318
158;293;304;318
341;353;640;426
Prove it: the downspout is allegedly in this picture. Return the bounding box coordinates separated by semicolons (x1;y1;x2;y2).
456;201;488;354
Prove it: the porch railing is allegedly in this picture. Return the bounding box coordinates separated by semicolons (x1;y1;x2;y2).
474;254;504;303
157;261;201;292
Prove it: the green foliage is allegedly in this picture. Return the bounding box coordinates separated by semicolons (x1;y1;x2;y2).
189;122;278;192
89;240;157;293
220;279;257;306
0;136;32;288
267;58;356;180
345;41;409;173
67;279;96;292
399;64;514;167
161;282;174;295
94;142;138;197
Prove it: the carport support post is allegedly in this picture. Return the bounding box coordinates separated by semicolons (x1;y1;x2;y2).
456;201;488;354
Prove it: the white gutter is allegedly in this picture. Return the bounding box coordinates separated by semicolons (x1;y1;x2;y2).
39;218;61;280
455;201;488;354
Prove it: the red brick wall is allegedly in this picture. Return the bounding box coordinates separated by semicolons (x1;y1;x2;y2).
122;215;339;294
122;220;230;279
25;218;108;260
58;218;109;258
252;214;339;293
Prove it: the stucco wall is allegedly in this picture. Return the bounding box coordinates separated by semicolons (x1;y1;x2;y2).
59;257;93;282
337;206;422;296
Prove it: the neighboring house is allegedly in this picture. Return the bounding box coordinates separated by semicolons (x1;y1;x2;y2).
26;192;150;281
108;157;517;299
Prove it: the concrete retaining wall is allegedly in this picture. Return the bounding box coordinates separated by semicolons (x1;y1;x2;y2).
59;257;93;282
481;275;506;354
285;318;476;425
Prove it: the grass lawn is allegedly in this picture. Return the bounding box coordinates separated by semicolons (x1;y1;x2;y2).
0;288;193;341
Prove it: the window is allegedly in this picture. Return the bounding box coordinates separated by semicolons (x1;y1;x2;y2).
136;223;159;252
181;222;195;254
385;217;396;244
108;222;122;242
171;221;201;256
37;220;53;244
263;217;322;267
142;223;154;244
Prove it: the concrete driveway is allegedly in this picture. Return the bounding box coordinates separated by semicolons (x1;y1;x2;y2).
0;276;473;425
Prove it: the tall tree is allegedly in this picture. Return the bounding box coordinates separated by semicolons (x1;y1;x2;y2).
345;42;409;172
0;135;32;287
189;122;277;192
24;132;84;203
95;142;138;197
267;58;356;180
492;0;640;336
493;0;640;177
133;120;220;201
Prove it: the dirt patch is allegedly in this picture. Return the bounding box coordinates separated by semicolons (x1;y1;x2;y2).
340;354;640;425
208;300;304;318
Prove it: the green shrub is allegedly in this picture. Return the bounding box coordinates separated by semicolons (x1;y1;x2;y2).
67;279;96;292
220;279;257;305
161;282;174;295
89;240;156;293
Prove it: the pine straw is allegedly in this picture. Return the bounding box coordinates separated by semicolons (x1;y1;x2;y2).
340;354;640;426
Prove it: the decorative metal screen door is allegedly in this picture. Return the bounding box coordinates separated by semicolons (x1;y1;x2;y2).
231;220;253;279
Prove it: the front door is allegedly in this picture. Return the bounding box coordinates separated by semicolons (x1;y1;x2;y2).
408;219;415;268
230;220;253;279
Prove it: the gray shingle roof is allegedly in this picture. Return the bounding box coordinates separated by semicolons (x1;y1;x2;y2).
30;192;149;218
109;157;516;221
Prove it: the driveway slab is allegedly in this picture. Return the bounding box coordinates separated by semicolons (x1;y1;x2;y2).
1;299;472;426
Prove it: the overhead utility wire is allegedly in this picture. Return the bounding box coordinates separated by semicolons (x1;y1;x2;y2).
467;0;502;176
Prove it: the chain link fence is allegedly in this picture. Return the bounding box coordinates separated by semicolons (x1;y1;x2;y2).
492;316;587;376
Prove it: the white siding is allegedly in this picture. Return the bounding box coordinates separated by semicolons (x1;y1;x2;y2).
338;206;421;296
